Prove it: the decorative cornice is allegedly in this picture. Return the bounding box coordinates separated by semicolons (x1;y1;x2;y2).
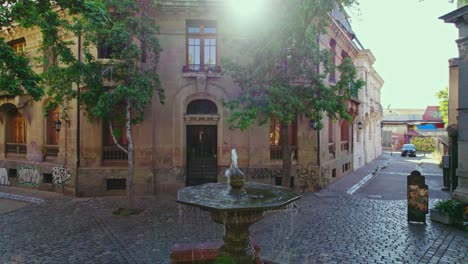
449;58;459;67
184;114;220;125
329;20;358;58
439;4;468;25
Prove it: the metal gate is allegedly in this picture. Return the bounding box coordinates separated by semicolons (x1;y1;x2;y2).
186;125;217;186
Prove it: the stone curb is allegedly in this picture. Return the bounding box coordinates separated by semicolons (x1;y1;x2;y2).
0;192;45;204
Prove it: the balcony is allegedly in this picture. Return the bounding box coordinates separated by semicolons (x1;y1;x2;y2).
6;142;26;155
182;64;221;73
102;145;128;165
44;145;59;158
328;142;336;159
341;141;350;154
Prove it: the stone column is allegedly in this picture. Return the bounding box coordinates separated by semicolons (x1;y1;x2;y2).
441;5;468;203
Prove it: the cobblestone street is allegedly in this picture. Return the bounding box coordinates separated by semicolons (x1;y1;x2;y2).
0;152;466;263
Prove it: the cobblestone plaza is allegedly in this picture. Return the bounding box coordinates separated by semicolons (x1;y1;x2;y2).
0;153;466;263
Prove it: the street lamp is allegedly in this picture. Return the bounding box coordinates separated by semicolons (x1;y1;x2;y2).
309;119;319;130
54;119;62;132
357;121;363;130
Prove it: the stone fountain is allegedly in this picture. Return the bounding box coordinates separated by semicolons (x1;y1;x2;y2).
177;149;300;263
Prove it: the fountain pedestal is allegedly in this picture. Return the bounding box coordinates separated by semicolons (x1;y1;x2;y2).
177;159;300;263
211;211;264;263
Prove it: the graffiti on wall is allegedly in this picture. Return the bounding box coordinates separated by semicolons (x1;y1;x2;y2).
296;164;328;193
248;168;281;182
52;165;71;185
0;168;9;186
18;165;41;187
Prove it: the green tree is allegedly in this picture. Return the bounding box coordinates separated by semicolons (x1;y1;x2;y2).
0;1;164;204
0;0;92;101
223;0;364;186
436;86;448;126
79;0;164;203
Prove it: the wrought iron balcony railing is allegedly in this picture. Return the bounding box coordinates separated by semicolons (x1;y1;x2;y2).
182;64;222;73
103;145;128;161
341;141;349;151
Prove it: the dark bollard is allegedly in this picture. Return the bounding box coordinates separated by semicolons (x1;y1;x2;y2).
442;155;450;191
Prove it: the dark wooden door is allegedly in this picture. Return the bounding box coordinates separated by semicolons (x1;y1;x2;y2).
186;125;217;186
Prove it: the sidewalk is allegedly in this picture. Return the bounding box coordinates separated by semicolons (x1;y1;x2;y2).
322;151;394;194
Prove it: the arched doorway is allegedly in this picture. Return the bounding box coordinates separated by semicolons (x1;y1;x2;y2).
185;99;218;186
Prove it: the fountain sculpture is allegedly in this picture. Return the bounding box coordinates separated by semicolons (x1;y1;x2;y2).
177;149;301;263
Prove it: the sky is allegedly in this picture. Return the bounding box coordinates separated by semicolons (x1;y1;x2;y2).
346;0;459;110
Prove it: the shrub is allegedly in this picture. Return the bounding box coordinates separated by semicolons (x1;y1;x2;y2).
411;137;435;153
434;199;460;219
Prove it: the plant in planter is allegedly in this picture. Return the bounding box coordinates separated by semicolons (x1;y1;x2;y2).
430;199;461;225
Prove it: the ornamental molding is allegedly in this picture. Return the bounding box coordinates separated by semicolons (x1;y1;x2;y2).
329;21;358;58
184;114;220;125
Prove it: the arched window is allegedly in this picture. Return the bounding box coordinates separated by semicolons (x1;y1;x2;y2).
187;99;218;115
340;119;350;151
6;108;27;155
46;107;60;145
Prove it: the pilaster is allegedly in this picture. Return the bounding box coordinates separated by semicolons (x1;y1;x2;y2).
441;5;468;203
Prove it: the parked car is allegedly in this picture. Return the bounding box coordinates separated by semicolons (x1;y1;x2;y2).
401;144;416;157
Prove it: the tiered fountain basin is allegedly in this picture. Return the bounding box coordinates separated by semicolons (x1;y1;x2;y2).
176;181;300;263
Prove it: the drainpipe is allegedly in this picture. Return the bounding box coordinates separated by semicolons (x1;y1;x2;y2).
351;123;354;168
75;34;81;197
317;129;321;188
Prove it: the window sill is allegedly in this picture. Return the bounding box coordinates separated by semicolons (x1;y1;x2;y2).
102;160;128;167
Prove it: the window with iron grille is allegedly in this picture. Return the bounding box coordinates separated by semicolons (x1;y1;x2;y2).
47;107;60;145
45;107;60;157
6;108;27;155
102;118;128;162
328;118;335;154
269;117;297;160
340;119;350;152
184;20;219;72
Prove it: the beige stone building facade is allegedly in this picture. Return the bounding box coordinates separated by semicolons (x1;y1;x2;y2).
0;1;383;196
353;50;384;169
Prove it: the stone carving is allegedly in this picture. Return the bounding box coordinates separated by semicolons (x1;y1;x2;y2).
0;168;9;186
196;75;207;90
52;165;71;185
18;165;41;186
27;142;44;162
